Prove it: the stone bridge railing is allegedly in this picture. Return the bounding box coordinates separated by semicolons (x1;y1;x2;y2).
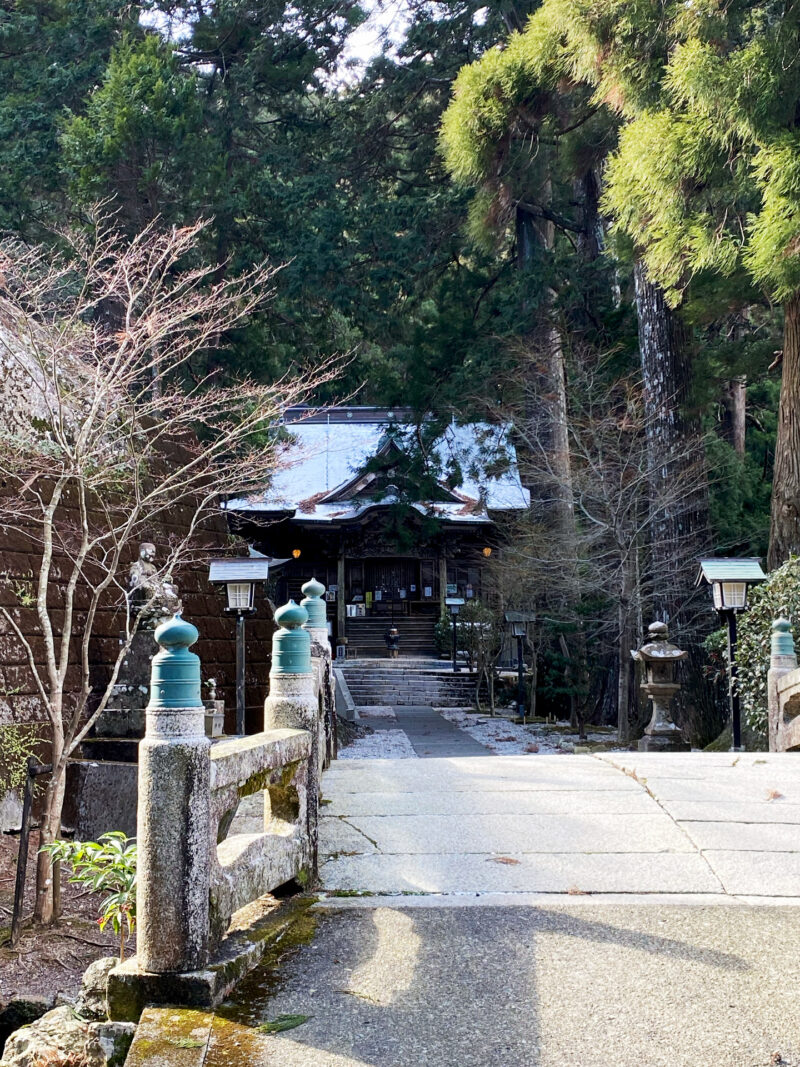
108;578;334;1018
768;618;800;752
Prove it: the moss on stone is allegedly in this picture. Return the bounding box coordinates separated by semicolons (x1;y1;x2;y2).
216;897;318;1026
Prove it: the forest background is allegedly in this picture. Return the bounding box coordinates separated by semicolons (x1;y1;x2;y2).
0;0;789;745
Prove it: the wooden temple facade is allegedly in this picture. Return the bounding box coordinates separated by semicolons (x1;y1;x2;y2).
228;407;529;655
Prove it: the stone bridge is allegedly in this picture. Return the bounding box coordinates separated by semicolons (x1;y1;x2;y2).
113;606;800;1067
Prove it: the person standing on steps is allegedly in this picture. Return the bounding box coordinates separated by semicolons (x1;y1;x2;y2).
384;626;400;658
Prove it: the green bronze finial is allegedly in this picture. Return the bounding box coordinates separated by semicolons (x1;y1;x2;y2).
148;613;202;709
301;576;327;630
272;599;312;674
772;617;796;658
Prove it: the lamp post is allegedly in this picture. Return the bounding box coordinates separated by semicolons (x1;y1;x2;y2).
504;611;536;721
697;558;766;750
446;597;465;672
209;557;271;735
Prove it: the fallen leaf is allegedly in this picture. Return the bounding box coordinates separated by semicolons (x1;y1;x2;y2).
259;1014;312;1034
488;856;521;865
567;886;590;896
767;789;785;801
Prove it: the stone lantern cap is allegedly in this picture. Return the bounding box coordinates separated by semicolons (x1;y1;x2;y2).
631;621;688;664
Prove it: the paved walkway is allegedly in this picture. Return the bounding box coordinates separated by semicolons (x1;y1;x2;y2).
377;705;491;758
129;751;800;1067
320;750;800;898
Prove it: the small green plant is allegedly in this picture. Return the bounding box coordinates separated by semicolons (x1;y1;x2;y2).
0;724;42;795
41;832;137;960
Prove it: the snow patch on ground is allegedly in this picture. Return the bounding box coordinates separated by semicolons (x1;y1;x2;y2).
338;728;418;759
437;708;617;755
357;706;396;719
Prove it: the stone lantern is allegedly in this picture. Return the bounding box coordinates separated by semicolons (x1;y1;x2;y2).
631;621;690;752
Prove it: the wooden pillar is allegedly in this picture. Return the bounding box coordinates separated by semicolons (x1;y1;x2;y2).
337;550;346;642
438;555;447;614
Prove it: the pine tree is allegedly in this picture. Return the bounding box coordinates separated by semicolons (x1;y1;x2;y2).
598;0;800;566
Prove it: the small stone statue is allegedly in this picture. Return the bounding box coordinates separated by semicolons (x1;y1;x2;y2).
128;542;182;622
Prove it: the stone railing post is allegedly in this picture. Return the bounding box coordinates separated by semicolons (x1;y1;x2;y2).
301;576;329;648
137;614;211;973
769;618;797;751
264;600;319;879
301;576;335;765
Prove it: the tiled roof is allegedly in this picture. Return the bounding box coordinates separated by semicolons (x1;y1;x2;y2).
226;411;530;523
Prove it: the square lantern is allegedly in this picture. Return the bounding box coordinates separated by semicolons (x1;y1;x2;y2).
696;558;766;612
445;596;465;616
209;557;272;614
504;611;535;636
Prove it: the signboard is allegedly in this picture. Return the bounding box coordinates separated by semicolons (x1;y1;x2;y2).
209;558;271;583
446;583;457;596
423;586;432;598
445;597;465;607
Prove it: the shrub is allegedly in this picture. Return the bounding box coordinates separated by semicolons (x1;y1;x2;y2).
434;611;452;657
41;832;136;960
735;556;800;736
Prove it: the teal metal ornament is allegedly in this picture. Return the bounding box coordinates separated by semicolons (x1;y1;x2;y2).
301;577;327;630
272;600;312;674
772;618;796;658
148;613;203;709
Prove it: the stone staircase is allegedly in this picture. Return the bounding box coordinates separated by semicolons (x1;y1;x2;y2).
343;615;436;657
340;659;477;707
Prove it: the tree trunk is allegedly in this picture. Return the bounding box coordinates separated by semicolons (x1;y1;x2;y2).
721;377;746;457
768;297;800;568
517;203;589;723
633;259;711;634
617;554;636;745
34;757;66;924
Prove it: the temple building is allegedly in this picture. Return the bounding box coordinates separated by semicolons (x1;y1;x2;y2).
227;406;529;656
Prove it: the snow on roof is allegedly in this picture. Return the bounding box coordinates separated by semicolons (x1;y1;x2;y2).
227;412;530;523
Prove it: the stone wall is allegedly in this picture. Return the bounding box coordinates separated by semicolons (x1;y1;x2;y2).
0;489;276;826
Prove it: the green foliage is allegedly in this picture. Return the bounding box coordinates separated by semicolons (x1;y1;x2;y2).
0;725;41;795
735;558;800;735
600;0;800;306
434;610;452;658
42;832;136;958
0;0;138;237
61;34;204;227
258;1014;311;1034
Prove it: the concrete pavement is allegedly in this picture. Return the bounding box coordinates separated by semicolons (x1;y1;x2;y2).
126;751;800;1066
133;903;800;1066
384;705;491;758
320;751;800;899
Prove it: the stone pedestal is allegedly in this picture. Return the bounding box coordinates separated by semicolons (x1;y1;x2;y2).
264;600;320;879
136;616;211;975
769;618;798;751
137;705;210;973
